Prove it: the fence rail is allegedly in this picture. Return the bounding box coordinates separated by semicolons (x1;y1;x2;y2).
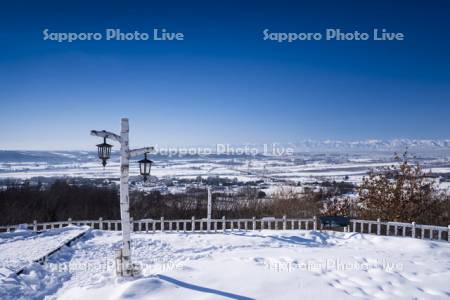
0;216;317;233
351;219;450;242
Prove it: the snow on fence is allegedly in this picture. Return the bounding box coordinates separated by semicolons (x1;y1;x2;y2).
1;217;449;242
0;216;317;234
351;219;450;242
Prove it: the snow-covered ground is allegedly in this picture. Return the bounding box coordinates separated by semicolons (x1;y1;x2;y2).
1;228;449;299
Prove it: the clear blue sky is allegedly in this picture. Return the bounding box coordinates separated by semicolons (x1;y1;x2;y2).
0;0;449;150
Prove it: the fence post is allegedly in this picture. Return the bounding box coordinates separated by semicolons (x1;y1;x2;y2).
402;225;406;237
99;217;103;230
448;225;450;242
191;216;195;232
33;220;37;232
282;216;287;230
214;220;217;232
313;216;317;231
421;226;425;239
376;218;381;235
412;222;416;238
244;220;248;231
161;217;164;232
351;220;355;232
152;220;156;233
222;216;226;232
176;221;179;232
252;217;256;231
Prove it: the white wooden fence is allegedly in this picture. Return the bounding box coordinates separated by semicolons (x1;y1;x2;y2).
2;217;449;242
351;219;450;242
0;216;317;233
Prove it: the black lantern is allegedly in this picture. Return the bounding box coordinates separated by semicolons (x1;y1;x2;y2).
97;137;113;167
138;153;153;181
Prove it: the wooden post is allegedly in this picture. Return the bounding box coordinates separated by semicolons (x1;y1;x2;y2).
421;226;425;239
231;220;234;231
191;216;195;232
351;220;355;232
222;216;226;232
368;222;372;234
214;220;217;232
33;220;37;232
161;217;164;232
176;221;179;232
169;221;172;232
402;226;406;237
152;220;156;233
377;218;381;235
183;221;186;232
237;220;241;231
244;220;248;231
99;217;103;230
412;222;416;238
313;216;317;231
252;217;256;231
447;225;450;242
282;216;287;230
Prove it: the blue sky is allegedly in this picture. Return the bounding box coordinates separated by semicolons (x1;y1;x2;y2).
0;0;449;150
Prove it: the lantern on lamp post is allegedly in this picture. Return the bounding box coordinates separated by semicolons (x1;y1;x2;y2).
96;136;113;167
138;152;153;181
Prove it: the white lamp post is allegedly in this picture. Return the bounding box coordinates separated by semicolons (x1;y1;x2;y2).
91;117;154;276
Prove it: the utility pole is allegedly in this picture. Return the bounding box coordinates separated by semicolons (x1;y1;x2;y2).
207;186;212;232
91;117;154;276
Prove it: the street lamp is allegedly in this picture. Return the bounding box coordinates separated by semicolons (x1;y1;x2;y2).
138;152;153;181
91;118;154;277
96;135;113;167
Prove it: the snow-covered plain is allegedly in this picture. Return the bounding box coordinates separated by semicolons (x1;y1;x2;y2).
1;228;449;300
2;151;450;193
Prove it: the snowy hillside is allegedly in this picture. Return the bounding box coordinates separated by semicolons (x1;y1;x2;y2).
1;227;449;299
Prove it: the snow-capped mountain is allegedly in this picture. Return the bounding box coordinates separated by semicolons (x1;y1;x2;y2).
290;139;450;151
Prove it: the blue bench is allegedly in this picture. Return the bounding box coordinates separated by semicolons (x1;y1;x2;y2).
319;216;351;228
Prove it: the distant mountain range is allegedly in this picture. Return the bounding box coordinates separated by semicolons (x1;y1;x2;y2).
289;139;450;151
1;139;450;163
